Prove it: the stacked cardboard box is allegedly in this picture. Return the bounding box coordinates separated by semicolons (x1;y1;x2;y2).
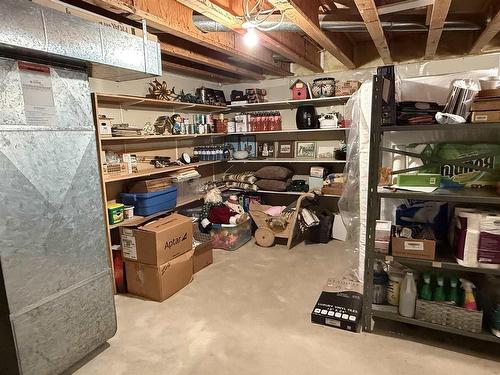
120;213;194;302
471;89;500;122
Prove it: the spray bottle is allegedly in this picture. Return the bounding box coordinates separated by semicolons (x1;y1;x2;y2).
459;278;477;311
447;276;460;305
420;272;433;301
434;275;446;302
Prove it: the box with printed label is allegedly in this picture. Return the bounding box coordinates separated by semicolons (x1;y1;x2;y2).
311;278;362;333
120;213;193;266
124;250;194;302
391;237;436;260
193;241;213;273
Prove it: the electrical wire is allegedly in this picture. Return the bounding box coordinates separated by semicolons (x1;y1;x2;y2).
243;0;285;31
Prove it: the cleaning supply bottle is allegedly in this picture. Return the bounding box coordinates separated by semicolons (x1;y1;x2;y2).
447;276;460;305
399;272;417;318
420;272;433;301
460;278;477;311
434;274;446;302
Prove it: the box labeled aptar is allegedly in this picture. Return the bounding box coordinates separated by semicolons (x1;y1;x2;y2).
391;237;436;260
311;278;363;332
124;250;194;302
120;213;193;265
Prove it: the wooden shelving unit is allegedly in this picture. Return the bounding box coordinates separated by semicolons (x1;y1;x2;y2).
228;188;341;198
100;133;225;143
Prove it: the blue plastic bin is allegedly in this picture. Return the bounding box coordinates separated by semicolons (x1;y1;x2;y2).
120;185;177;216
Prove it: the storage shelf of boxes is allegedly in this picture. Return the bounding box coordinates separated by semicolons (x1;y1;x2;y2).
362;72;500;343
92;93;227;293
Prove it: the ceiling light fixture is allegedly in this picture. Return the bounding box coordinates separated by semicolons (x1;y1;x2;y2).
243;26;259;47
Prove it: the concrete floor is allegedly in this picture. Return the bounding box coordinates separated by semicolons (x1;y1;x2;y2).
71;241;499;375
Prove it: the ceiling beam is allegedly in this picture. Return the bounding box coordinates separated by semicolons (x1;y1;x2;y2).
79;0;292;77
354;0;392;64
176;0;323;73
471;9;500;53
162;60;240;83
424;0;452;59
160;40;265;81
267;0;356;69
377;0;434;16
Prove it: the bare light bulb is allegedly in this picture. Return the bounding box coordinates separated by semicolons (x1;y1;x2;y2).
243;27;258;47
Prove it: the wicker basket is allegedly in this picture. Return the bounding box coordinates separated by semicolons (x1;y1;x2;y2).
415;299;483;333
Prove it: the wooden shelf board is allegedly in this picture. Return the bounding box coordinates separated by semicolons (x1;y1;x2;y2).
227;96;351;112
228;188;340;197
104;160;223;183
95;93;227;113
100;133;225;142
378;187;500;204
228;128;349;136
227;158;346;164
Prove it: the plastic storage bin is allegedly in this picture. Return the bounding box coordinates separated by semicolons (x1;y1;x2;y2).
120;185;177;216
210;218;252;251
175;177;201;205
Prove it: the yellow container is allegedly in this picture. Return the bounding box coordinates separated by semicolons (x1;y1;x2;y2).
108;203;124;225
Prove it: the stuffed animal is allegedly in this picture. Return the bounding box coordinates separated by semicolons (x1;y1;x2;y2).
199;188;248;233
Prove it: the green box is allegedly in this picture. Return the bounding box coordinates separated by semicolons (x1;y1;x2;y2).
108;203;124;225
396;174;441;187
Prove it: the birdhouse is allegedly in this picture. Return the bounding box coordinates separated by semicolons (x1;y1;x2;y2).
290;79;309;100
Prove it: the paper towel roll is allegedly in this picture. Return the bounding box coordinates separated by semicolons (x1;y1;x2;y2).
455;209;481;267
478;213;500;268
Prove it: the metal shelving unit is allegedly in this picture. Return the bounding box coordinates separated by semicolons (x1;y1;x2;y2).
362;74;500;343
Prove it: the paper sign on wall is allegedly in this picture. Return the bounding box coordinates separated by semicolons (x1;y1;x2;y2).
18;61;56;127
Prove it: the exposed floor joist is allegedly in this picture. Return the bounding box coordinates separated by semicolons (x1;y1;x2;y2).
377;0;434;16
267;0;356;69
471;9;500;53
424;0;452;59
160;38;265;81
354;0;392;64
162;59;240;83
80;0;292;77
176;0;323;73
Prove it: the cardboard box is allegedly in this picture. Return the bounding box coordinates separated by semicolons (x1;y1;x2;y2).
128;177;172;193
472;110;500;123
391;237;436;260
311;278;363;332
471;98;500;111
120;213;193;265
193;241;213;273
125;250;194;302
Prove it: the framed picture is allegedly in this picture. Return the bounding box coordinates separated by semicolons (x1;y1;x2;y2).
239;135;257;158
316;140;340;159
296;141;316;159
257;141;275;158
277;141;294;158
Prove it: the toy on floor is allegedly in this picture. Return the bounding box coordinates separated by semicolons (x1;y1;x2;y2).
199;188;248;233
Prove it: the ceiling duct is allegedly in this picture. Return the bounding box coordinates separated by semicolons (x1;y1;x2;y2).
193;14;480;33
0;0;162;81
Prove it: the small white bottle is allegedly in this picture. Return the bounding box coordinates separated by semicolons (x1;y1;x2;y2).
398;272;417;318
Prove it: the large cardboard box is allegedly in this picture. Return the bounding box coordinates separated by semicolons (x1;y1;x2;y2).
391;237;436;260
472;110;500;123
125;250;194;302
120;213;193;265
193;241;213;273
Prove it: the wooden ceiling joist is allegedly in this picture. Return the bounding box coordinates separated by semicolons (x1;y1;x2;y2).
354;0;392;64
162;60;240;83
377;0;434;16
160;39;265;81
176;0;323;73
471;9;500;54
266;0;355;69
81;0;292;77
424;0;452;59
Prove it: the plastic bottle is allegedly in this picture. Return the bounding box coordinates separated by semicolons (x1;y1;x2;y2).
448;276;460;305
420;272;433;301
460;278;477;311
399;272;417;318
434;275;446;302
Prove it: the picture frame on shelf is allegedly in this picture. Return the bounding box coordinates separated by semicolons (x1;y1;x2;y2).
257;141;276;158
277;141;295;158
296;141;316;159
239;135;257;158
316;140;340;159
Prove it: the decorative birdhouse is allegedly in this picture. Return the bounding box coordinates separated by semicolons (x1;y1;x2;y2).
290;79;309;100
